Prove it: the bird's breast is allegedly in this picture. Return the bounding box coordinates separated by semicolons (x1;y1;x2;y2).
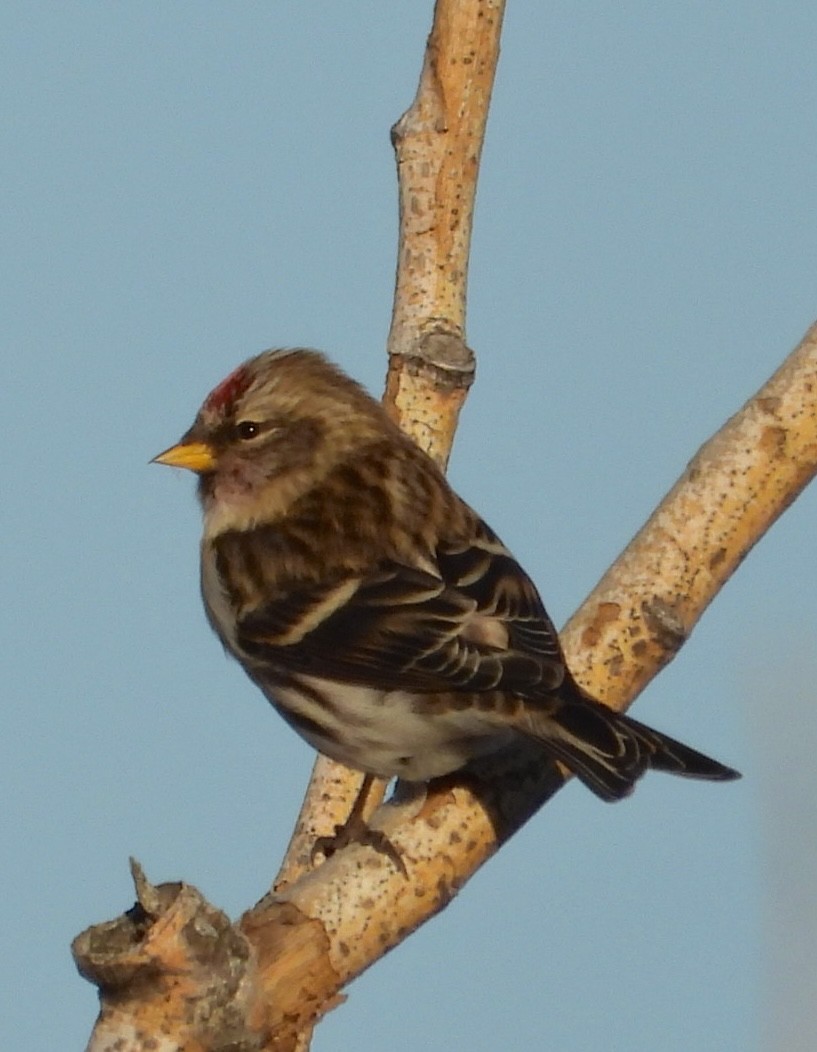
200;541;242;651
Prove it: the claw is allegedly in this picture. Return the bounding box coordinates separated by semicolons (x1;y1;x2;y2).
309;773;408;875
311;816;407;875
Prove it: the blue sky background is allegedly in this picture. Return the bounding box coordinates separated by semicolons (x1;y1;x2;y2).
3;4;816;1050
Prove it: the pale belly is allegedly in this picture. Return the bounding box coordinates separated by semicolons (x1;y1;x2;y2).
264;674;516;781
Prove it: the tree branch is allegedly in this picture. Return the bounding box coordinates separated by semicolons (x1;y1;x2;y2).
274;0;504;893
74;321;817;1050
73;1;816;1049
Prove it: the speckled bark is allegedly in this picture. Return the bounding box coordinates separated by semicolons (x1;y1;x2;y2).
274;0;505;896
73;0;817;1046
73;324;817;1052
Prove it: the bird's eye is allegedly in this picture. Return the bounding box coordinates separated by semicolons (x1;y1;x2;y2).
235;420;261;441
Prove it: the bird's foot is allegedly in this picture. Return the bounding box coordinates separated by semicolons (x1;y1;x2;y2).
310;811;407;876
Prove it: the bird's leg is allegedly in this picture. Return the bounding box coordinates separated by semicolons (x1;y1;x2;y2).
311;773;407;876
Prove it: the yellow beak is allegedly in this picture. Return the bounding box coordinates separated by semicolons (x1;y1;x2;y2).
151;441;216;473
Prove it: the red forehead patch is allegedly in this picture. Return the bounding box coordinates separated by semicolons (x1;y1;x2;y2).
203;364;251;413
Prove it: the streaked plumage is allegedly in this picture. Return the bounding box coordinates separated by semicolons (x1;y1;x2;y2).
154;348;740;800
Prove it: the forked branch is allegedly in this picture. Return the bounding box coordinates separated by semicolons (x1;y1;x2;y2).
73;2;817;1049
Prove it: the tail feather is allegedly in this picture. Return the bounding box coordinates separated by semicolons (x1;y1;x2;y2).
521;695;741;802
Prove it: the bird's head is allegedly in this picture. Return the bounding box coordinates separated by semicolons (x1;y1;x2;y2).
153;348;390;536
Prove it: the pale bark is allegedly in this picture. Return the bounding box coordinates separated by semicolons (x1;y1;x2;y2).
73;1;817;1049
274;0;504;897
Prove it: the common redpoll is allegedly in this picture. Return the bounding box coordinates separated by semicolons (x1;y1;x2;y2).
154;349;739;802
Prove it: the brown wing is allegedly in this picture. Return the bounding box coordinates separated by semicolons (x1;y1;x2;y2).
236;519;566;696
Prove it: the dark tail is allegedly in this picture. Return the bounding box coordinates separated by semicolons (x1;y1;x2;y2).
522;691;740;802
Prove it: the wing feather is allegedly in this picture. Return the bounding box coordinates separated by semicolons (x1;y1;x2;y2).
236;519;566;696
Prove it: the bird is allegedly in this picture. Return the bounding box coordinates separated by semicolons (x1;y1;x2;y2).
153;348;739;819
